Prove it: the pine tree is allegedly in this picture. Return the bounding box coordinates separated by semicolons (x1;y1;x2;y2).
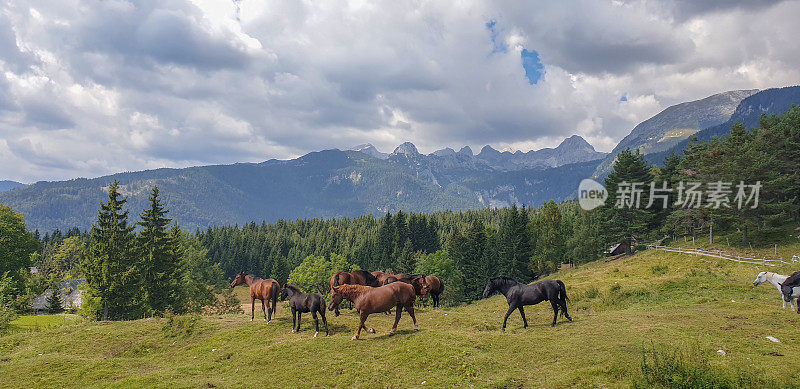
46;285;63;313
84;180;141;320
497;205;533;282
136;187;181;314
602;149;654;254
395;240;416;273
530;201;564;275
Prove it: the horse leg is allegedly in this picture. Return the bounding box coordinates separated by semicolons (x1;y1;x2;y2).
312;310;320;338
353;312;368;340
390;304;402;335
550;301;559;326
267;299;273;324
518;306;528;328
291;307;297;333
560;298;572;322
321;308;329;336
296;312;301;332
501;304;516;332
406;304;418;331
262;300;268;322
251;296;255;321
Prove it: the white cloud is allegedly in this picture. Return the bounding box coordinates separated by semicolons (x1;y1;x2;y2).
0;0;798;182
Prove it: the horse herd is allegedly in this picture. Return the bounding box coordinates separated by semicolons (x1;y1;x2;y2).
230;270;572;339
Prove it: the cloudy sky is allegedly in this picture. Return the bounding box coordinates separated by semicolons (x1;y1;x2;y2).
1;0;799;182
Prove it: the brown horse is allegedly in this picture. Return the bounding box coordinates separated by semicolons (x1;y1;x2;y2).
327;283;419;340
371;270;395;285
329;270;381;316
231;272;280;323
418;275;444;308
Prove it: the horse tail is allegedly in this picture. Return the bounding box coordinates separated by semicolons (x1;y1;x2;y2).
557;280;569;303
271;281;279;313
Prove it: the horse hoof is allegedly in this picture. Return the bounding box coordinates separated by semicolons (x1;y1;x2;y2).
414;325;419;331
267;320;271;324
351;336;359;340
250;318;253;322
367;328;376;333
291;330;296;333
500;328;505;333
389;329;396;335
314;332;318;338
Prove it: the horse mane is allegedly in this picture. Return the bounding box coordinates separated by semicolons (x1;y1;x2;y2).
333;284;373;295
490;276;520;286
283;284;302;294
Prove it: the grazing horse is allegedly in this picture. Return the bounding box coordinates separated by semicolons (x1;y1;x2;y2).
482;277;571;332
327;283;419;340
329;270;381;316
780;271;800;313
753;271;800;310
280;284;329;337
418;275;444;308
231;272;280;323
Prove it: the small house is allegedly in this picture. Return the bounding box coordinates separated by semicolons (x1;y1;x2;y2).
31;279;86;313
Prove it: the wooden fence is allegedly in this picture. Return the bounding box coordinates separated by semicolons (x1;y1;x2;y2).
647;245;800;267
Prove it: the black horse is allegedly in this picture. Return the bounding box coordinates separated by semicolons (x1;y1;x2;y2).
280;284;329;337
482;277;572;332
781;271;800;313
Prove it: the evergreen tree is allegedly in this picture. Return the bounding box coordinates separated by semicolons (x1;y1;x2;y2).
84;180;141;320
136;187;181;314
46;285;63;313
530;201;565;275
395;239;416;273
497;205;533;281
601;149;654;254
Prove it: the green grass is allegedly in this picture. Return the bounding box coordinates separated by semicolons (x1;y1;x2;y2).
4;241;800;387
7;313;83;332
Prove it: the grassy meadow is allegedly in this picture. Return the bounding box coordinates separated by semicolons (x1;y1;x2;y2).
3;238;800;387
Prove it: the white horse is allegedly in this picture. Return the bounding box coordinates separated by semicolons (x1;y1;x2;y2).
753;271;800;310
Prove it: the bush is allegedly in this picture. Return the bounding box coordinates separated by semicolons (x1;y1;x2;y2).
287;254;357;295
46;287;64;313
0;303;17;333
414;250;465;305
161;312;200;337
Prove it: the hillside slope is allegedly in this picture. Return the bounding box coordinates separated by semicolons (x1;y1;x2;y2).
3;242;800;387
593;89;757;178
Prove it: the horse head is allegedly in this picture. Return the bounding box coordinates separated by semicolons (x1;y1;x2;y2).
482;277;499;299
231;271;247;287
780;282;794;302
412;275;430;302
328;286;344;316
753;271;769;286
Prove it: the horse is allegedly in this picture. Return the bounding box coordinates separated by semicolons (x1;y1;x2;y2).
231;272;280;323
482;277;571;332
280;284;329;337
417;275;444;308
329;270;381;316
371;270;396;285
753;271;800;310
779;271;800;313
327;283;419;340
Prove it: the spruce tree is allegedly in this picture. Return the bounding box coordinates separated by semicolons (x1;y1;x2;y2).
46;285;63;313
137;187;181;314
602;149;654;254
84;180;141;320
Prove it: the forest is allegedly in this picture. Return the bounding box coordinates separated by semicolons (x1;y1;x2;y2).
1;106;798;323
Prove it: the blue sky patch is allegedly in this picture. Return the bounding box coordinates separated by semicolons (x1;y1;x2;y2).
486;20;507;54
620;95;628;102
521;49;544;84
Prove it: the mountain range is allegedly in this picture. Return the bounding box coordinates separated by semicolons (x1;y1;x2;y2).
1;85;799;232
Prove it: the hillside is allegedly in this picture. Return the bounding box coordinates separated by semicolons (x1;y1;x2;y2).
645;85;800;166
592;89;757;178
0;180;22;193
0;148;600;232
4;240;800;387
